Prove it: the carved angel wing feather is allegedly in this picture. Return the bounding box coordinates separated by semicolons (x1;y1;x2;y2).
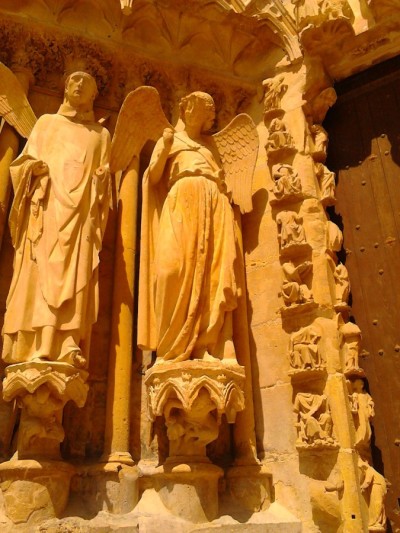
0;62;37;139
213;114;258;214
110;86;172;174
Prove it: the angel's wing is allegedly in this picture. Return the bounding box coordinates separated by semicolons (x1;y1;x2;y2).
110;86;172;174
213;114;258;214
0;62;37;139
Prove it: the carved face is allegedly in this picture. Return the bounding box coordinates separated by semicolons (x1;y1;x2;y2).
184;96;215;132
65;72;97;109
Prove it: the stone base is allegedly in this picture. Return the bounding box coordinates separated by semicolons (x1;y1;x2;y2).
152;462;223;523
0;459;75;526
225;464;273;514
68;463;139;518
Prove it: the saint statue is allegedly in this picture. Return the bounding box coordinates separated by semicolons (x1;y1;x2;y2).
136;91;258;362
2;72;111;368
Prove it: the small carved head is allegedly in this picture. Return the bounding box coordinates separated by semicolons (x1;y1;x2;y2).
180;91;215;132
64;71;98;110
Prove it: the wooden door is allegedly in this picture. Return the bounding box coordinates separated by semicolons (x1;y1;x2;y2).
325;55;400;531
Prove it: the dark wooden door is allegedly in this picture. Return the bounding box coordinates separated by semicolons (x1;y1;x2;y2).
325;55;400;531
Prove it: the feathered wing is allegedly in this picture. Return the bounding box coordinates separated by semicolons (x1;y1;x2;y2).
0;62;37;139
110;86;172;174
212;114;259;214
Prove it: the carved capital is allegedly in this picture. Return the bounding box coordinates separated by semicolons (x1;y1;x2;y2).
145;361;245;459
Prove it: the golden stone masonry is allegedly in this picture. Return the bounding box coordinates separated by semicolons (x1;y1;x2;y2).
0;1;399;531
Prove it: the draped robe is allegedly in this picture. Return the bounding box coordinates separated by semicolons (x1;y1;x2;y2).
138;133;239;362
2;111;111;364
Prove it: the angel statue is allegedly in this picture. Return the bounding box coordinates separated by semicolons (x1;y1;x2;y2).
110;89;258;363
2;71;111;369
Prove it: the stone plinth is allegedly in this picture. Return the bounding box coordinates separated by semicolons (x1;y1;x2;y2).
0;459;75;525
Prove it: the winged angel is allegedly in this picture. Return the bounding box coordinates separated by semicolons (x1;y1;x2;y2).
111;88;259;364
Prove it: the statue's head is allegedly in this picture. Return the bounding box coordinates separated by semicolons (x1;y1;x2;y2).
64;71;98;111
179;91;215;132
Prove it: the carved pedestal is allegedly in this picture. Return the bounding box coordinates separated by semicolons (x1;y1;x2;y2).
0;362;88;526
145;360;245;522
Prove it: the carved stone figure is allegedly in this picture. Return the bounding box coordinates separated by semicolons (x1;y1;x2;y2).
341;322;363;375
262;75;287;115
2;72;111;369
271;164;302;203
294;393;337;449
138;91;258;362
281;260;313;306
305;88;337;125
348;378;374;452
276;211;307;251
319;0;353;20
293;0;320;29
289;326;323;372
334;263;350;307
316;162;336;206
266;118;294;153
358;458;387;531
327;221;343;254
311;124;328;162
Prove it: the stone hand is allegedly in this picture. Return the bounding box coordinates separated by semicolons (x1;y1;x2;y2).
162;128;174;151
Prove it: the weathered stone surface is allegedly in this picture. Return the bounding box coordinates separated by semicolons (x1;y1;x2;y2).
0;0;398;531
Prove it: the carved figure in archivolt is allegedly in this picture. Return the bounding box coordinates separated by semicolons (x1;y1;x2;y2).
348;378;374;452
341;322;363;374
265;117;294;154
316;162;336;206
311;124;328;162
276;211;307;251
262;75;287;115
271;164;302;203
334;263;350;307
128;90;259;363
2;72;111;369
289;326;323;371
319;0;353;20
294;393;337;448
293;0;319;29
281;260;313;307
358;457;387;532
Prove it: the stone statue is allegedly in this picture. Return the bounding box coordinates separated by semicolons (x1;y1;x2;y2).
319;0;353;20
2;72;111;369
262;75;287;113
310;124;328;162
271;163;302;203
294;393;336;448
266;118;293;152
276;211;307;250
349;378;374;451
137;91;258;362
358;458;387;531
293;0;320;29
281;260;313;306
316;162;336;206
334;263;350;307
341;322;362;373
290;326;322;371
